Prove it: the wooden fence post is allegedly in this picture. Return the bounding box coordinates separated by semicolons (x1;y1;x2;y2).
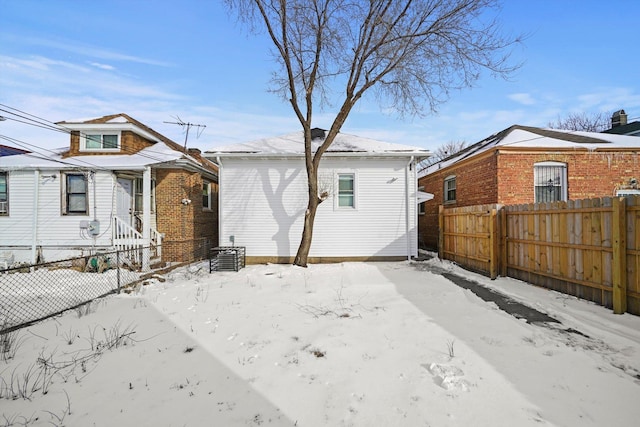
612;197;627;314
500;207;507;277
489;208;498;279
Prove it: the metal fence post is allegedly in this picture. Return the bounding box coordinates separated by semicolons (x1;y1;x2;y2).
116;249;121;293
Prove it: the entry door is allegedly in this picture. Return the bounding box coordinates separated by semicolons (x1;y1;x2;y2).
116;178;134;227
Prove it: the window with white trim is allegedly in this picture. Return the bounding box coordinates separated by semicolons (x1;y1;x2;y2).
134;178;156;213
203;181;212;210
534;162;567;203
444;175;456;203
63;173;88;215
0;172;8;215
418;185;426;215
82;133;119;151
337;173;355;208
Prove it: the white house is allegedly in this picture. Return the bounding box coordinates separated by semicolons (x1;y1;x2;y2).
206;129;430;263
0;114;218;269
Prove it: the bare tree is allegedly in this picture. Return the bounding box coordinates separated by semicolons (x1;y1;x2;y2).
226;0;522;266
548;111;610;132
424;140;468;167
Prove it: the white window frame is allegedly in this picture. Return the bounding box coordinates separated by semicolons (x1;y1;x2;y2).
62;172;89;215
444;175;456;203
418;185;426;215
0;172;8;216
203;181;213;210
335;172;357;210
534;161;567;203
134;177;156;214
80;130;121;152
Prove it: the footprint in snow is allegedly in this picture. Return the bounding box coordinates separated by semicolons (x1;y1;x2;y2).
423;363;472;392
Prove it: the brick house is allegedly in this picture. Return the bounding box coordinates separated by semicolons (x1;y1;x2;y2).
0;114;218;267
418;125;640;250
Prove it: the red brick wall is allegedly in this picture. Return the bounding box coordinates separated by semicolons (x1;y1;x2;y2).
497;150;640;203
418;148;640;250
64;130;153;157
155;169;218;262
418;152;498;249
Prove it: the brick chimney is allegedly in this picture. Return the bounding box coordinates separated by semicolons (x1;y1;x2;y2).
611;109;628;128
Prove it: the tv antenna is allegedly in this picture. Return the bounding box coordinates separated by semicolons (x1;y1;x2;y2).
164;116;206;150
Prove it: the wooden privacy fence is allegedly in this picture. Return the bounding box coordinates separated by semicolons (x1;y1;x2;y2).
438;196;640;315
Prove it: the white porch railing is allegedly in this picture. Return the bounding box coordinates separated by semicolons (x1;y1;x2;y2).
113;217;162;268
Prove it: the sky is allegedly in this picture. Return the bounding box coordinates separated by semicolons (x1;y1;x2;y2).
1;0;640;154
2;259;640;426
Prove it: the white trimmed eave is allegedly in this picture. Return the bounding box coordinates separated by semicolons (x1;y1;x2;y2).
205;151;431;162
154;158;218;181
61;122;160;143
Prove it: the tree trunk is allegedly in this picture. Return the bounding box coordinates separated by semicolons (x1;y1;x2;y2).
294;165;320;267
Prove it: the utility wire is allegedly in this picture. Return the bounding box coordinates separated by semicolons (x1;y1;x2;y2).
0;104;209;167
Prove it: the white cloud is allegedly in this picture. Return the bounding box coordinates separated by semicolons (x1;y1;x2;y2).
508;92;536;105
20;36;172;67
90;62;115;71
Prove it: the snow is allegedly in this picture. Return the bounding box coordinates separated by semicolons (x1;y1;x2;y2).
0;141;184;170
420;125;640;176
208;130;431;158
2;258;639;426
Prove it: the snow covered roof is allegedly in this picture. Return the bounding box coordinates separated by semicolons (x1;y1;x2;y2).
420;125;640;177
206;129;431;159
0;113;217;177
0;142;186;171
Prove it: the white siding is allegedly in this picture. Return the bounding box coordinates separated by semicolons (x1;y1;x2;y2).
219;157;418;258
0;170;116;262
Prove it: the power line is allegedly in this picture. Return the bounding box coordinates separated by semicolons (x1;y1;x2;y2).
0;104;201;166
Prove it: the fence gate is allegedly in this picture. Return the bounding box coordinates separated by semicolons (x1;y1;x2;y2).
438;204;500;279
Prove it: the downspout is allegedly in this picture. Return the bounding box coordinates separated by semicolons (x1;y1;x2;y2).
405;156;414;261
91;171;97;251
216;157;223;247
31;170;40;266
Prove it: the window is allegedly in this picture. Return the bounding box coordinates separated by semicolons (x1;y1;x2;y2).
338;173;355;208
418;186;426;215
444;175;456;203
0;172;7;215
134;178;156;213
63;173;88;215
83;133;119;150
203;181;212;210
534;162;567;203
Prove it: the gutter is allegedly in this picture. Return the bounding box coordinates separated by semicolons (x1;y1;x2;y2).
216;157;223;247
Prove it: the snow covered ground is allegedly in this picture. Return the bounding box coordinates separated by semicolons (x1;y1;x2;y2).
2;257;639;426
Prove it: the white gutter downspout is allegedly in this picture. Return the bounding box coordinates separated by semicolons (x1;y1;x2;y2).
216;157;223;247
31;170;40;266
405;156;414;261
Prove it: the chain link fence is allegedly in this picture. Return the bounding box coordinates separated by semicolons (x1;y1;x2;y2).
0;239;212;334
